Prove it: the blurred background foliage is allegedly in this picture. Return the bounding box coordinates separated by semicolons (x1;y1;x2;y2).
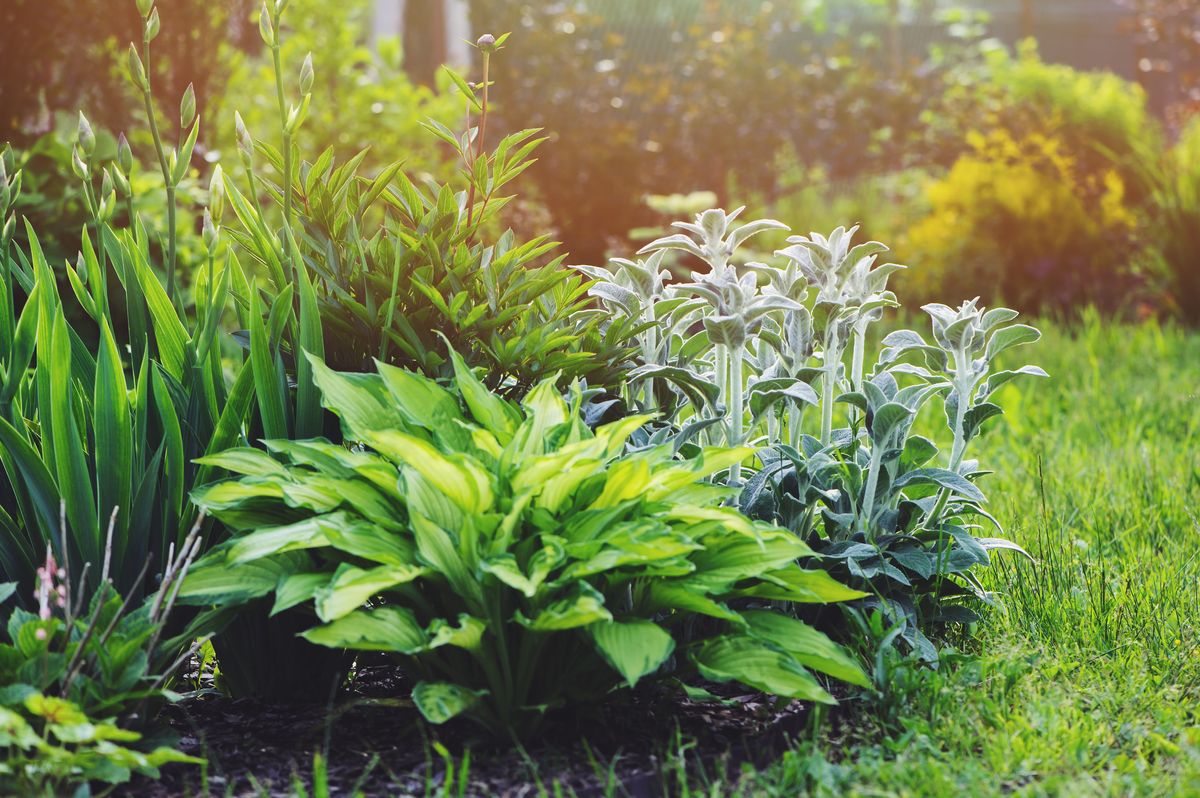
2;0;1199;318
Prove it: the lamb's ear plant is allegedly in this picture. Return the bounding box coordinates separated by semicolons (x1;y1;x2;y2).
179;344;870;739
590;208;1045;657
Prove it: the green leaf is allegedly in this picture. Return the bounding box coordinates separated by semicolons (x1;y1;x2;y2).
249;284;288;440
94;319;132;554
314;563;426;622
307;354;404;440
985;324;1041;362
368;431;493;514
893;468;985;503
737;568;869;603
741;610;869;687
445;341;520;442
691;636;834;704
588;620;675;688
412;681;483;725
302;606;427;653
516;583;612;631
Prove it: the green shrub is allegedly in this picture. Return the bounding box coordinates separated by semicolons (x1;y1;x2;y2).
181;347;869;738
583;208;1045;657
903;127;1148;311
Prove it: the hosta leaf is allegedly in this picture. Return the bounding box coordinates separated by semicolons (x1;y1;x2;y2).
368;431;493;514
588;620;675;688
742;610;869;687
307;354;404;440
227;515;334;564
426;614;486;652
271;573;328;616
315;563;426;622
687;536;813;591
515;583;612;631
691;636;834;704
194;448;289;478
480;554;541;598
412;681;484;725
179;552;309;605
645;583;744;624
738;568;869;603
302;606;426;653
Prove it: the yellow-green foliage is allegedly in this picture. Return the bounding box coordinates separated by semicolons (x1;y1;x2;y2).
903;128;1141;310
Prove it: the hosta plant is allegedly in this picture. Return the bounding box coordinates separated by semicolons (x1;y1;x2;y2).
584;209;1045;657
179;346;869;738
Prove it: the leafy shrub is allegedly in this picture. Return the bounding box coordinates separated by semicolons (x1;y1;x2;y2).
903;128;1146;311
582;208;1045;656
0;520;201;795
221;17;637;393
181;347;869;738
469;0;975;262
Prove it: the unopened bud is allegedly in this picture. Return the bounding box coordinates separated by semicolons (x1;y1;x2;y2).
117;133;133;173
476;33;496;51
259;3;275;47
299;53;314;95
128;44;148;90
180;83;196;128
235;111;254;165
101;168;113;198
135;0;154;18
144;7;161;42
202;208;219;251
71;146;89;180
77;112;96;157
209;164;225;223
112;165;131;199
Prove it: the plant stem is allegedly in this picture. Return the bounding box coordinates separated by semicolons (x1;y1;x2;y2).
860;438;884;535
140;38;177;308
641;311;658;411
850;320;866;424
728;341;745;486
271;40;295;280
465;51;490;233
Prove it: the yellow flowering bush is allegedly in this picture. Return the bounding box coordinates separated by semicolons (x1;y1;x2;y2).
903;127;1144;311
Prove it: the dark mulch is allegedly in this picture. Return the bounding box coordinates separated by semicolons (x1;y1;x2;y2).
123;664;836;797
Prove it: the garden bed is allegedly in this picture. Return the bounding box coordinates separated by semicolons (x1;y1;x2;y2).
135;664;830;797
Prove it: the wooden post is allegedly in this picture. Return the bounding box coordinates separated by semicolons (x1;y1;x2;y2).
1019;0;1035;40
403;0;448;86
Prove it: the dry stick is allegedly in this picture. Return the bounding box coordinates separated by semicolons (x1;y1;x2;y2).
95;558;153;651
100;505;118;586
59;511;120;687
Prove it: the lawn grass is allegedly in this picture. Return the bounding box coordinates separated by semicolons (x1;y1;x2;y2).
700;313;1200;797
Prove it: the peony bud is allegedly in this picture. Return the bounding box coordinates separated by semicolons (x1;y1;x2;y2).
476;33;497;51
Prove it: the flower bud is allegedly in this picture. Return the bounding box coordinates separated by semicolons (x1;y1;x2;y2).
77;112;96;157
71;146;89;180
209;164;225;223
180;82;196;128
202;208;219;251
259;3;275;47
101;168;113;198
144;7;161;42
1;145;13;175
111;165;131;199
128;44;149;90
0;161;8;210
116;133;133;174
299;53;314;95
476;33;497;51
135;0;154;18
235;111;254;166
2;215;14;243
